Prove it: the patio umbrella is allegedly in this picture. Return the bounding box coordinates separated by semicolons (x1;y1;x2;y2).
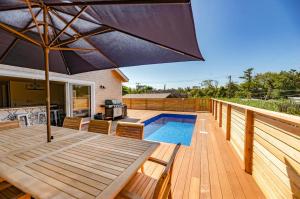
0;0;204;142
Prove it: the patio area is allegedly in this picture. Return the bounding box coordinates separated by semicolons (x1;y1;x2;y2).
120;110;265;199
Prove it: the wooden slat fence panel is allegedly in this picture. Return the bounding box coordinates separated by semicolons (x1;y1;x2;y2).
130;99;146;110
146;99;164;110
122;99;131;109
216;102;220;124
211;99;300;199
183;98;196;112
253;113;300;199
221;104;227;134
122;98;210;112
164;98;183;111
198;98;210;111
230;106;246;161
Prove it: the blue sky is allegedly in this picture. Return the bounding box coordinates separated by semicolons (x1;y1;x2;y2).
121;0;300;89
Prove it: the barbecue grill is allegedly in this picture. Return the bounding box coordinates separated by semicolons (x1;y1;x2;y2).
102;100;127;120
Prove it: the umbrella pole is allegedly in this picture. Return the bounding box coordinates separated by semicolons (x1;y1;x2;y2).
43;6;51;142
44;47;51;142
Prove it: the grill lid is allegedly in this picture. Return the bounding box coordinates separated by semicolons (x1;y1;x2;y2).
105;99;122;105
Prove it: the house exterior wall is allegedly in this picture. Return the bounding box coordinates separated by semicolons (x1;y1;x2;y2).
0;64;124;119
71;70;123;113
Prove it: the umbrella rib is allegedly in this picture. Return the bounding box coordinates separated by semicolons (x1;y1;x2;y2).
50;47;97;51
25;0;45;46
22;24;74;38
52;27;113;48
0;22;41;47
44;0;189;6
0;8;42;63
50;10;119;68
49;6;88;46
48;12;71;75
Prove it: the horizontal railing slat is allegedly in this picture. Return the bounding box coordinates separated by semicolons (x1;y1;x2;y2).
212;99;300;199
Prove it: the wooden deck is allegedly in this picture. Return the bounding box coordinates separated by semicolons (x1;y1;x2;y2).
122;110;265;199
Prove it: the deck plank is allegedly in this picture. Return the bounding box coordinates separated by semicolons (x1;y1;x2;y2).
124;110;265;199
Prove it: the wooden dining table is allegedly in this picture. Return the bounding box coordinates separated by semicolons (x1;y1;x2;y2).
0;125;159;199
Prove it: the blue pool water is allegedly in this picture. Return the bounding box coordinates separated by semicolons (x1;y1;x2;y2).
143;114;196;146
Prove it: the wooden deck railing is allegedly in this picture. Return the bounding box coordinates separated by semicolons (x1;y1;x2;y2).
211;99;300;199
123;98;211;112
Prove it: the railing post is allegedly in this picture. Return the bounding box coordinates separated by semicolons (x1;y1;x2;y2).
244;109;254;174
226;104;231;140
212;100;214;115
209;99;212;113
219;102;222;127
214;101;218;120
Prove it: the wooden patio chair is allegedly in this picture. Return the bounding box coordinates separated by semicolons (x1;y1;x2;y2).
116;122;144;140
119;143;181;199
116;122;145;172
63;117;83;131
0;120;20;131
88;120;112;134
0;181;31;199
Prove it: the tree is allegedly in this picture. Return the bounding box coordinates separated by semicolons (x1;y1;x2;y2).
226;75;239;98
240;68;254;98
121;68;299;99
201;80;219;97
217;86;227;97
122;86;130;95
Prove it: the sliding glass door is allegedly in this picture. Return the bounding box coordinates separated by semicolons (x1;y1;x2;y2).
70;84;91;118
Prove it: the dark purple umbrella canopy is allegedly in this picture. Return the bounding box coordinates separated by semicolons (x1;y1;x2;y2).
0;0;203;142
0;0;203;74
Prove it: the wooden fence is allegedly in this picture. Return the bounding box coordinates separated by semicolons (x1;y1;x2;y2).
212;99;300;199
123;98;211;112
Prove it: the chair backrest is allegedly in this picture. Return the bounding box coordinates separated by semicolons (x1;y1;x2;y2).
153;143;181;199
88;120;111;134
63;117;83;130
116;122;144;140
0;120;20;131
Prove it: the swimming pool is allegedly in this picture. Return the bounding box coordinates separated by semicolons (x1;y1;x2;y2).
143;114;196;146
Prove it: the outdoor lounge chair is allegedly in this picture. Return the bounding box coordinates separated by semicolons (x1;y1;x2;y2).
118;143;181;199
0;181;30;199
0;120;20;131
63;117;83;131
116;122;144;140
88;120;112;134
